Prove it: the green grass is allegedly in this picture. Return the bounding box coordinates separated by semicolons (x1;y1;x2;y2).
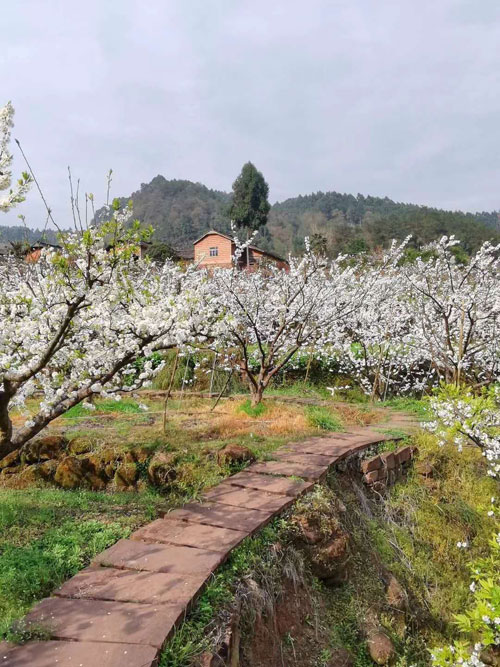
237;398;268;417
381;397;429;420
62;398;143;419
266;382;333;399
0;487;169;639
306;406;344;431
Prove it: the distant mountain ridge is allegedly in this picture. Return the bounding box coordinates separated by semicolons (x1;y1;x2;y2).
2;176;499;256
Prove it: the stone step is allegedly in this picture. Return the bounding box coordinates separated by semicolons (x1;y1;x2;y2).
226;471;314;496
162;502;274;534
246;460;328;482
130;518;247;552
23;597;183;648
4;640;158;667
55;566;207;606
93;538;225;574
203;484;295;512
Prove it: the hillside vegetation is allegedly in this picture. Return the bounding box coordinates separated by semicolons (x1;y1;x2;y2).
3;176;498;257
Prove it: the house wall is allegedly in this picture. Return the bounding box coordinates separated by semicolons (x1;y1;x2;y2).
194;232;289;272
194;234;233;268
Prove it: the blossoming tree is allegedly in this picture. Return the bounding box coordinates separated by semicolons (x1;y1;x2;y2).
0;215;213;458
0;102;31;211
401;237;500;387
210;241;393;406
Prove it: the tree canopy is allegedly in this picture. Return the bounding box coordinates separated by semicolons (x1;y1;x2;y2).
228;162;271;234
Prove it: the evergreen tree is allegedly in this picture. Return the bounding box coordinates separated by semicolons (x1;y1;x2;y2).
229;162;270;267
229;162;270;234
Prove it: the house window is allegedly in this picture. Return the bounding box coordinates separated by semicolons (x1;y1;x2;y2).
209;247;218;257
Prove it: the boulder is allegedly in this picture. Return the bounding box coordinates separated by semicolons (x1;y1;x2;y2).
127;446;150;464
366;631;395;665
68;437;93;455
386;575;407;610
22;436;67;463
54;456;106;490
87;450;123;479
37;460;58;481
114;462;138;490
148;452;177;489
18;465;43;485
54;457;86;489
1;464;22;476
217;444;255;466
0;449;20;469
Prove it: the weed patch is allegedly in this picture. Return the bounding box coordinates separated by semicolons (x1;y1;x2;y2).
237;399;268;418
307;406;344;431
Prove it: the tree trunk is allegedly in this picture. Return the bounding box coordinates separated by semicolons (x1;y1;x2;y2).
0;391;14;459
250;385;264;406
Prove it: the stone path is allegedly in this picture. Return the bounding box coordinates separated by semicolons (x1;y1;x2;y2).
2;416;416;666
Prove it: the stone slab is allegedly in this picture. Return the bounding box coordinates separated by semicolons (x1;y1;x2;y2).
204;484;295;512
247;460;327;482
5;640;158;667
227;471;314;496
23;597;183;648
131;519;247;553
272;451;339;466
163;502;273;534
280;438;367;457
93;539;224;575
55;566;208;606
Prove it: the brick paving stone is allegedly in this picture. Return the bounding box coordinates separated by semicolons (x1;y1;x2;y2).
204;484;295;512
280;438;365;457
5;640;158;667
93;538;224;574
131;518;247;552
247;460;328;482
227;471;314;496
272;451;340;466
23;597;184;648
163;502;273;534
55;566;208;606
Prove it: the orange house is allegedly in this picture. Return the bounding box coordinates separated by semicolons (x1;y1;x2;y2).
193;231;288;271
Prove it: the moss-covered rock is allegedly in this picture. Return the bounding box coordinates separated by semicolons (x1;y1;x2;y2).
54;456;106;490
217;443;255;466
21;436;67;463
148;451;177;489
0;449;20;469
114;462;138;490
67;437;93;455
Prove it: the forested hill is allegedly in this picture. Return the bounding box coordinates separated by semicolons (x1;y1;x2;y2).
268;191;500;256
103;176;500;257
0;224;59;245
2;176;499;256
103;176;233;252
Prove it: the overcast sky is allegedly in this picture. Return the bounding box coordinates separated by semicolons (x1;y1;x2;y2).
2;0;500;228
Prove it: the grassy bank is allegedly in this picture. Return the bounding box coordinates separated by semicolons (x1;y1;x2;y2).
0;488;169;639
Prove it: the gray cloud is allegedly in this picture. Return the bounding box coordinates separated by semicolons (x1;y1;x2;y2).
1;0;500;229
